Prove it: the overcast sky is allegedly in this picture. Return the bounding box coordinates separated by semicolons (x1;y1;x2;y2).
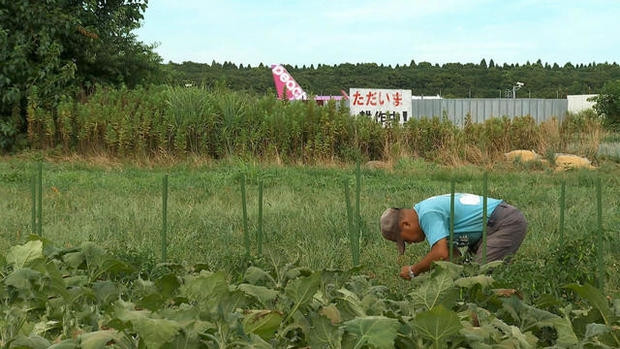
135;0;620;67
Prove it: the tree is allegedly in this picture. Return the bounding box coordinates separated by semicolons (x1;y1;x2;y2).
593;79;620;130
0;0;161;151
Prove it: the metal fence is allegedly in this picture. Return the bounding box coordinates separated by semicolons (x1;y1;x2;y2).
411;98;568;126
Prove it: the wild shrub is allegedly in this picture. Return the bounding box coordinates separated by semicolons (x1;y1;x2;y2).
23;87;605;164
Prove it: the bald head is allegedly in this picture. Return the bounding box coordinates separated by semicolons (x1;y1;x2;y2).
380;208;406;255
380;208;402;241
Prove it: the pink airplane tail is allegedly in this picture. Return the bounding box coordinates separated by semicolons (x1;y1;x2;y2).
270;64;307;100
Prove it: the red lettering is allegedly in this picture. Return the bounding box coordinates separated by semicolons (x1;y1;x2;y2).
365;91;377;106
352;91;365;106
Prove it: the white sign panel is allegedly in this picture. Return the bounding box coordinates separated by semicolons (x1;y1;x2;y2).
349;88;412;124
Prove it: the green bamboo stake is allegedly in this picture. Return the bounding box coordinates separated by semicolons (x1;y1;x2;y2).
596;177;604;289
31;173;36;236
449;178;455;261
559;180;565;240
241;175;250;257
161;175;168;262
258;180;263;256
354;161;361;266
482;172;488;264
344;181;356;266
37;161;42;236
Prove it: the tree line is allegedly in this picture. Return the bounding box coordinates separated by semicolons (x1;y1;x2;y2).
165;59;620;99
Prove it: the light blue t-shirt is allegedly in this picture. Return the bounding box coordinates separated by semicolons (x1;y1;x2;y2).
414;193;502;248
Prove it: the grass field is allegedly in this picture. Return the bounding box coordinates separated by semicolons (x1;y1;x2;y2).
1;155;618;298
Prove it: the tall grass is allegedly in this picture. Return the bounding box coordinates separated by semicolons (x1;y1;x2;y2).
25;86;604;164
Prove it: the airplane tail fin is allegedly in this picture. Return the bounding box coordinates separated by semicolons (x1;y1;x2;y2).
271;64;307;100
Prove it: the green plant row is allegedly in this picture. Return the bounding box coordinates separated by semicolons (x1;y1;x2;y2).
1;237;618;348
24;86;603;163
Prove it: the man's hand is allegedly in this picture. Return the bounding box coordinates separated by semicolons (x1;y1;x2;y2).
399;238;457;279
399;265;413;280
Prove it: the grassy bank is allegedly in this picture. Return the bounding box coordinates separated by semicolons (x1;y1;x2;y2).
0;156;618;298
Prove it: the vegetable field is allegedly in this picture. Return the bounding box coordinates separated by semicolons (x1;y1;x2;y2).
0;158;619;347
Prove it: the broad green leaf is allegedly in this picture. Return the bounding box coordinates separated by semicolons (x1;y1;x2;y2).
459;322;493;344
78;330;131;349
155;273;181;296
336;288;366;318
455;275;494;289
94;257;135;277
6;240;43;268
181;271;228;309
490;317;538;348
584;323;610;340
565;283;613;326
284;266;313;281
242;309;283;340
549;317;579;347
478;260;504;274
64;275;88;287
501;297;579;346
283;272;321;322
93;280;119;305
343;316;400;349
48;340;78;349
244;266;275;286
238;283;279;307
410;271;457;311
62;251;85;269
133;317;182;349
8;334;51;349
241;333;273;349
433;261;463;278
113;302;181;349
412;305;462;346
5;268;41;290
309;311;343;349
361;293;387;316
160;306;215;341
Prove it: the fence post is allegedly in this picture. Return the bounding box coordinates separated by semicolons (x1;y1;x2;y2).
559;180;565;240
449;178;455;261
31;173;36;236
241;174;250;257
37;162;42;236
258;180;263;256
354;161;361;266
596;177;604;289
482;172;488;264
344;181;357;266
161;175;168;262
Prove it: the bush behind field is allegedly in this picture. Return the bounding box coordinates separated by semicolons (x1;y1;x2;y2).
25;86;603;163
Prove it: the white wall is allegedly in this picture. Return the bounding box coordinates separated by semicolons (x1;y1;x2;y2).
567;94;598;113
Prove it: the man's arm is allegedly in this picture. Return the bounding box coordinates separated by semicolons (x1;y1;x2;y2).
399;238;459;279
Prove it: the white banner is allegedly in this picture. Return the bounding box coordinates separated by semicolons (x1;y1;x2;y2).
349;88;412;125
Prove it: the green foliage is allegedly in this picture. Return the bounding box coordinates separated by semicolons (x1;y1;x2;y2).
1;238;618;347
593;79;620;130
492;232;620;303
21;87;604;164
167;61;620;100
0;0;162;152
